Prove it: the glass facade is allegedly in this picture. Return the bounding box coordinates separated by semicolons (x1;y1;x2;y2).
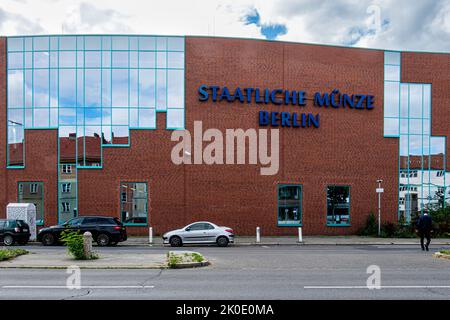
18;181;44;225
120;182;148;225
384;51;448;224
277;184;302;226
7;35;185;223
326;186;350;226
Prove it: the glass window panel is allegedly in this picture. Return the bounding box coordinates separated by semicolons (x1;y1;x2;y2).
129;108;138;127
60;37;76;50
85;51;101;68
25;51;32;68
166;109;184;129
77;51;84;68
59;126;77;163
409;118;422;135
85;108;102;125
24;70;32;108
59;108;76;125
34;37;49;51
156;37;167;51
77;36;84;50
384;51;400;65
24;38;32;51
18;182;44;225
77;108;85;126
85;36;101;50
167;70;184;108
8;38;23;51
83;126;102;167
430;137;445;170
385;65;400;81
138;69;155;107
423;85;431;119
130;51;138;68
33;69;49;107
384;81;399;117
7;70;24;108
33;52;49;68
50;51;58;68
112;51;128;68
50;69;58;107
102;108;111;125
423;119;430;135
112;36;128;50
50;108;58;127
85;69;101;107
112;126;129;144
409;84;423;118
400;135;408;169
156;69;167;111
102;126;112;145
8;109;23;124
8;125;24;166
120;182;148;224
167;37;184;51
8;52;23;69
34;108;50;127
139;37;156;50
112;108;129;125
400;84;408;118
277;185;302;225
139;52;155;68
130;69;138;107
102;36;111;50
384;118;399;136
50;37;58;51
409;135;423;169
102;69;111;107
400;118;408;134
112;69;129;107
139;108;156;128
167;52;184;69
326;186;350;226
156;52;166;68
25;109;32;128
59;51;76;68
76;69;84;107
129;37;138;50
102;51;111;68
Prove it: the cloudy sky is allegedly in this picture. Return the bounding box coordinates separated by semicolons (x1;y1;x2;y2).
1;0;450;52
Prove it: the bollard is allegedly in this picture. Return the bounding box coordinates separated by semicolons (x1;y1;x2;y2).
149;227;153;244
83;231;93;259
256;227;260;243
298;227;303;243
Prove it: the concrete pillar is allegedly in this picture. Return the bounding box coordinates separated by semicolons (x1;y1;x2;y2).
149;227;153;244
298;227;303;243
256;227;261;243
83;231;93;259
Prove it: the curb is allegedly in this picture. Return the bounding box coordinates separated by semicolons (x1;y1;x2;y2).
168;261;210;269
0;265;168;269
433;252;450;260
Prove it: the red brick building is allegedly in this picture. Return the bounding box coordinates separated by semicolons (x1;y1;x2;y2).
1;35;449;235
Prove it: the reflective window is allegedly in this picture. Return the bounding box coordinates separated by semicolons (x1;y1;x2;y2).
166;109;183;129
18;182;44;225
327;186;350;226
120;183;148;225
385;65;400;81
384;82;399;117
277;184;302;226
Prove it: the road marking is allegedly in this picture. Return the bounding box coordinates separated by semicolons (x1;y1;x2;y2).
262;246;270;248
2;285;155;289
304;285;450;289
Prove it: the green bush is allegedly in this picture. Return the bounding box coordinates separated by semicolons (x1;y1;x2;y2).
0;249;28;261
358;212;416;238
60;230;97;260
358;213;378;236
429;207;450;237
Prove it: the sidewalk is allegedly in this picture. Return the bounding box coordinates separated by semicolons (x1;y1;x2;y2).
125;236;450;246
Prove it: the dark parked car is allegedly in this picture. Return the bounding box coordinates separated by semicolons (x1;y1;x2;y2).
0;219;31;246
37;216;127;247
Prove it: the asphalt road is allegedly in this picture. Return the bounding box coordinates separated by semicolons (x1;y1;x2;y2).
1;244;450;299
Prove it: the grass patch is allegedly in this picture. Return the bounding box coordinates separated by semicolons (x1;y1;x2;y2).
167;251;205;268
439;249;450;255
0;249;28;261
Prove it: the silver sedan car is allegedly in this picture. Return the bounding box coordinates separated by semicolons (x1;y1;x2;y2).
162;221;234;247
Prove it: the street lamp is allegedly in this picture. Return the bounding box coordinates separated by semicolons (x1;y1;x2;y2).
376;179;384;237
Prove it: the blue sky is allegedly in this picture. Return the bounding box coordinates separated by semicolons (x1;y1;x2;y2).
1;0;450;52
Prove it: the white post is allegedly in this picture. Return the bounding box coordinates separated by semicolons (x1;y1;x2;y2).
256;227;260;243
83;231;93;259
377;180;383;237
149;227;153;244
298;227;303;243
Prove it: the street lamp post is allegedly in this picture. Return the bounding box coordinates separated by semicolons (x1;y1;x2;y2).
376;180;384;237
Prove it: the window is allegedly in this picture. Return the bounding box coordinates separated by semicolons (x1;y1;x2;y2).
187;223;212;231
18;182;44;226
277;184;302;226
62;164;72;174
327;186;350;226
62;202;70;213
62;183;71;193
120;182;148;225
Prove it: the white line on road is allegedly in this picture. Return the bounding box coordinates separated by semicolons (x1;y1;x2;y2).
2;285;155;289
304;285;450;289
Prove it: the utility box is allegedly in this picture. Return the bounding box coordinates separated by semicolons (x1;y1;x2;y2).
7;203;37;241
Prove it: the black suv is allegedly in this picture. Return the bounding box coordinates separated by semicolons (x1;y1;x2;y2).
37;216;127;247
0;219;31;246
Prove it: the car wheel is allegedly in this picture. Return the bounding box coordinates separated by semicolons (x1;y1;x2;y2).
97;234;110;247
216;236;229;247
3;235;15;246
169;236;182;247
41;233;55;246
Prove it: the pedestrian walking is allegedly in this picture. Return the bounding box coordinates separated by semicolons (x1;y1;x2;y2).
416;212;433;251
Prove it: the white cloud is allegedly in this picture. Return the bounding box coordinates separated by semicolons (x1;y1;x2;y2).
1;0;450;52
